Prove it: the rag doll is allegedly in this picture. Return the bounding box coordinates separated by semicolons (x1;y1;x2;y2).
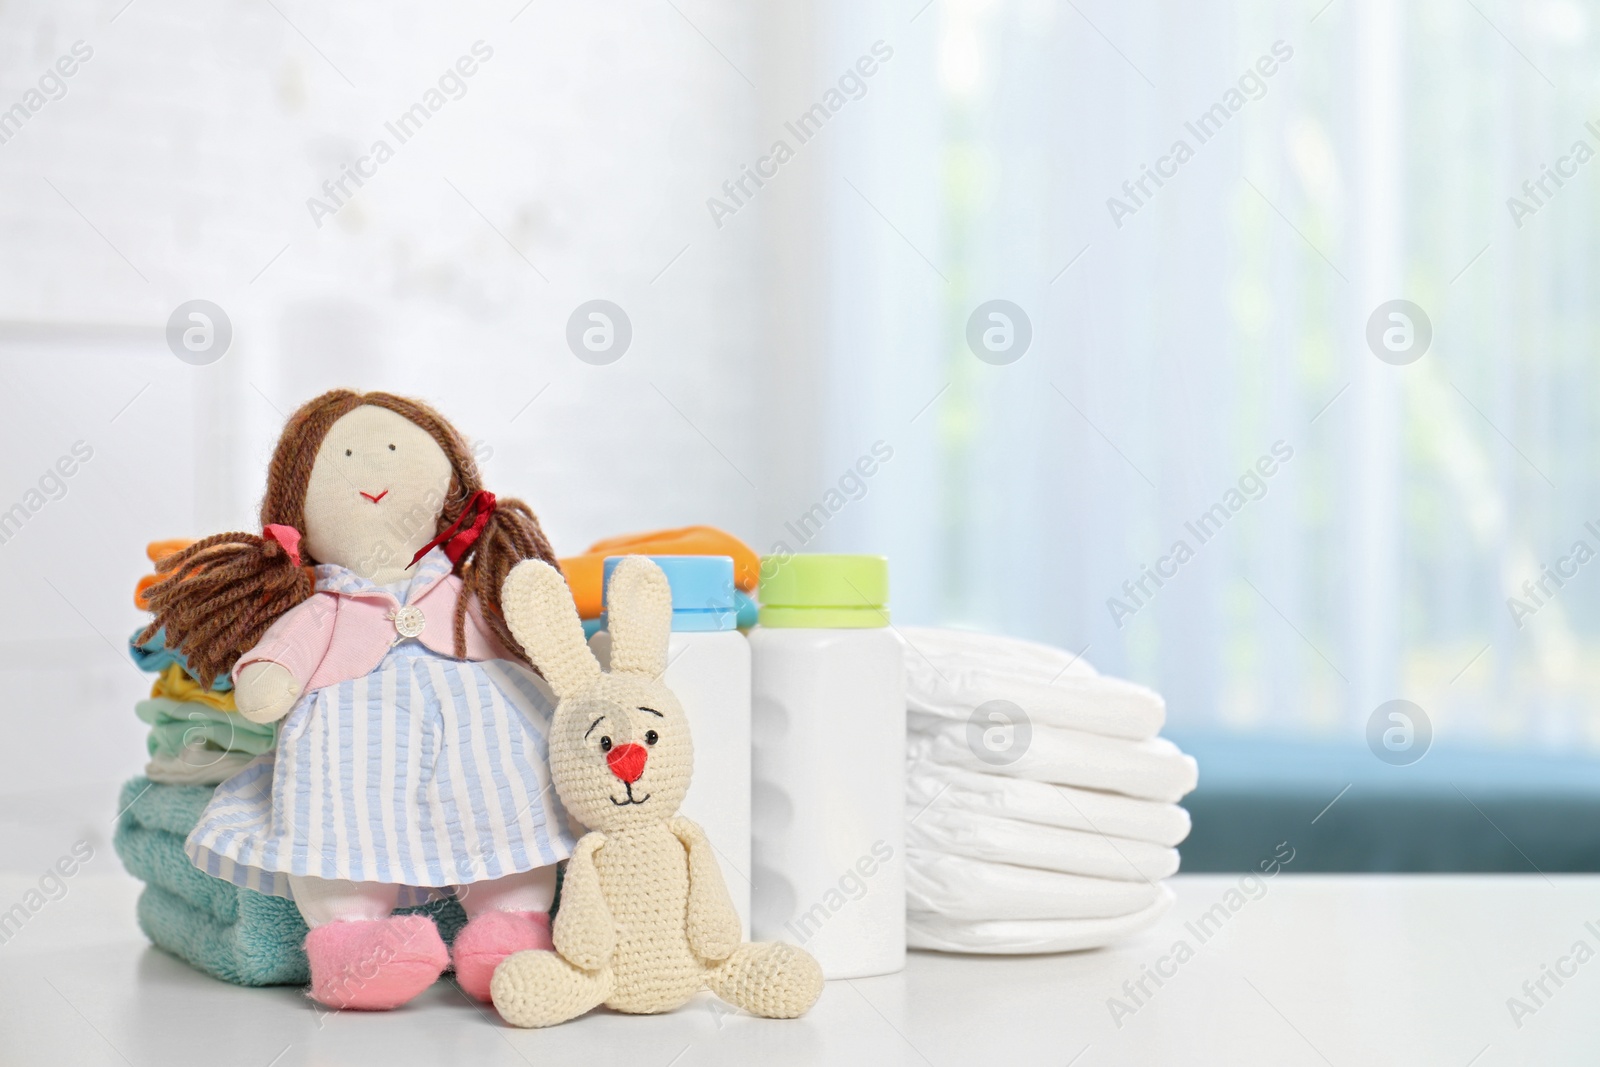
488;556;824;1027
141;390;579;1010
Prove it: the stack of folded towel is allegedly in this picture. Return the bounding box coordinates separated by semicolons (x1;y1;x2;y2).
902;627;1198;954
114;776;466;985
129;541;277;786
130;628;277;786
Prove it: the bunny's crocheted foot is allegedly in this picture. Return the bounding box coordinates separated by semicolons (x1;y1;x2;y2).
491;949;613;1028
452;911;554;1002
706;941;825;1019
305;915;449;1010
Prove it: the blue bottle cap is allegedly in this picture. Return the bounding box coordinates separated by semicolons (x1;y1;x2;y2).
601;555;738;632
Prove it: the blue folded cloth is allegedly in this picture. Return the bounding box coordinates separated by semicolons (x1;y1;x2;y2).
735;588;757;629
113;776;466;986
128;627;233;692
583;589;757;637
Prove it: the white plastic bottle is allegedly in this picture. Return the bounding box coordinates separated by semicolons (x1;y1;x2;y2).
590;554;752;937
749;554;905;978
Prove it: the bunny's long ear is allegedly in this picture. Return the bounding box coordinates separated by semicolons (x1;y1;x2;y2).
605;556;672;677
501;559;601;699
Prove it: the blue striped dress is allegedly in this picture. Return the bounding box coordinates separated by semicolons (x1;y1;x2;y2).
186;556;578;902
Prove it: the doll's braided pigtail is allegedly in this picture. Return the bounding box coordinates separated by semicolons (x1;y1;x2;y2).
454;496;559;664
137;532;314;689
376;390;562;666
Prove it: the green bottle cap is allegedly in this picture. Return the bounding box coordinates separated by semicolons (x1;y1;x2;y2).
757;554;889;628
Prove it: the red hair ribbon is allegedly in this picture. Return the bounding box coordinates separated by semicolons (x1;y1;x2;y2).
410;490;497;567
263;524;303;567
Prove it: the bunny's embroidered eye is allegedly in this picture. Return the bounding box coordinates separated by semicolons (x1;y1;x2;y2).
599;736;612;752
388;443;396;451
644;730;659;746
345;449;353;457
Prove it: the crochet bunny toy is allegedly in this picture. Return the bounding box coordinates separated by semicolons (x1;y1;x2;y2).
489;556;824;1027
140;390;579;1010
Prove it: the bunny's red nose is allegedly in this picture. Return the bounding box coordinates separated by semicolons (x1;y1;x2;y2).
606;743;648;784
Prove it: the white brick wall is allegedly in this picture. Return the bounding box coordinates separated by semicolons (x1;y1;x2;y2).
0;0;788;795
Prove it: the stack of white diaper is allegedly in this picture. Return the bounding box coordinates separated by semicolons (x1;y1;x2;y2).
901;627;1197;954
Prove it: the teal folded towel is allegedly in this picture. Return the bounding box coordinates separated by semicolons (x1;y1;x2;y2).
136;882;311;985
117;775;214;837
117;817;238;923
114;776;467;987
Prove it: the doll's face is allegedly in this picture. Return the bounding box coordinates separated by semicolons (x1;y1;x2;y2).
302;405;453;582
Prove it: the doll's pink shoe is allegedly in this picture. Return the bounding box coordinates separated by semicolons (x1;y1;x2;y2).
451;911;554;1002
305;915;450;1010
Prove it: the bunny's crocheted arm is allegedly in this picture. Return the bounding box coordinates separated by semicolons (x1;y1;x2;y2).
668;817;742;962
551;833;614;971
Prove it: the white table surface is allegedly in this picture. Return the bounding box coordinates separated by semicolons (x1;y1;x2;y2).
1;870;1595;1066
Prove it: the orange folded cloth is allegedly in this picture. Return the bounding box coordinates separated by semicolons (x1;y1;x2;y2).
135;539;197;609
134;537;318;610
559;525;758;619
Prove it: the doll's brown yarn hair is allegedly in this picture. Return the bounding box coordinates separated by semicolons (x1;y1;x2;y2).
139;390;558;687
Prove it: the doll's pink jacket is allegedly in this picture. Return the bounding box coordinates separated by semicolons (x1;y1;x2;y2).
231;572;517;693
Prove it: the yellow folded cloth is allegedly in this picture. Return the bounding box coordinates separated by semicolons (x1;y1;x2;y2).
151;663;238;712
